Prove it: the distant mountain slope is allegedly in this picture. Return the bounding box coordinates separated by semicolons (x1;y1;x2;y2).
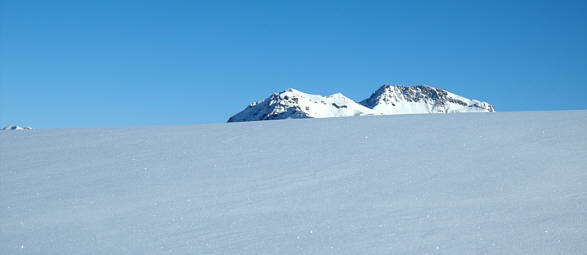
228;84;494;122
1;111;586;254
2;125;32;130
228;89;374;122
360;85;495;114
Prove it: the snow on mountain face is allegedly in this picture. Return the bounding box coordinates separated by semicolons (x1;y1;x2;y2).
227;88;375;122
360;85;495;114
2;125;32;130
228;85;494;122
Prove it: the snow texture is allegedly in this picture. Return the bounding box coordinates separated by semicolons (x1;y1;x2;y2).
1;110;586;254
228;85;494;122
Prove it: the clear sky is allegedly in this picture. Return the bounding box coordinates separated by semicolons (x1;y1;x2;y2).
1;0;586;128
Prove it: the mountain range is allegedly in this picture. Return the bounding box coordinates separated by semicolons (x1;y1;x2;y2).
228;84;494;122
2;125;32;130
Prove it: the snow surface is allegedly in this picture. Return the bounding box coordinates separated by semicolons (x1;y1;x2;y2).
1;111;586;254
228;85;494;122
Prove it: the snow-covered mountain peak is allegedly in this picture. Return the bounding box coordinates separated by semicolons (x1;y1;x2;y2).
227;89;374;122
326;92;354;101
2;125;32;130
360;84;495;114
228;84;495;122
284;88;301;93
327;92;344;98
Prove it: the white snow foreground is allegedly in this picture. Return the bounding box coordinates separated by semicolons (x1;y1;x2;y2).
1;111;586;254
228;85;494;122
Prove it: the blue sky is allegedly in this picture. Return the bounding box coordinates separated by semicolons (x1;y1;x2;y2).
1;0;586;128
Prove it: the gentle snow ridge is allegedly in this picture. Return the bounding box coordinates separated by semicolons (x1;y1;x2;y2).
1;111;586;254
228;84;494;122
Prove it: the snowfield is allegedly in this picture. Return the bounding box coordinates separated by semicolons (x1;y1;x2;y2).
1;111;586;254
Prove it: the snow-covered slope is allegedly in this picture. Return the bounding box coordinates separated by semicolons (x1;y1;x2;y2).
360;85;495;114
228;85;494;122
1;111;586;254
228;88;374;122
